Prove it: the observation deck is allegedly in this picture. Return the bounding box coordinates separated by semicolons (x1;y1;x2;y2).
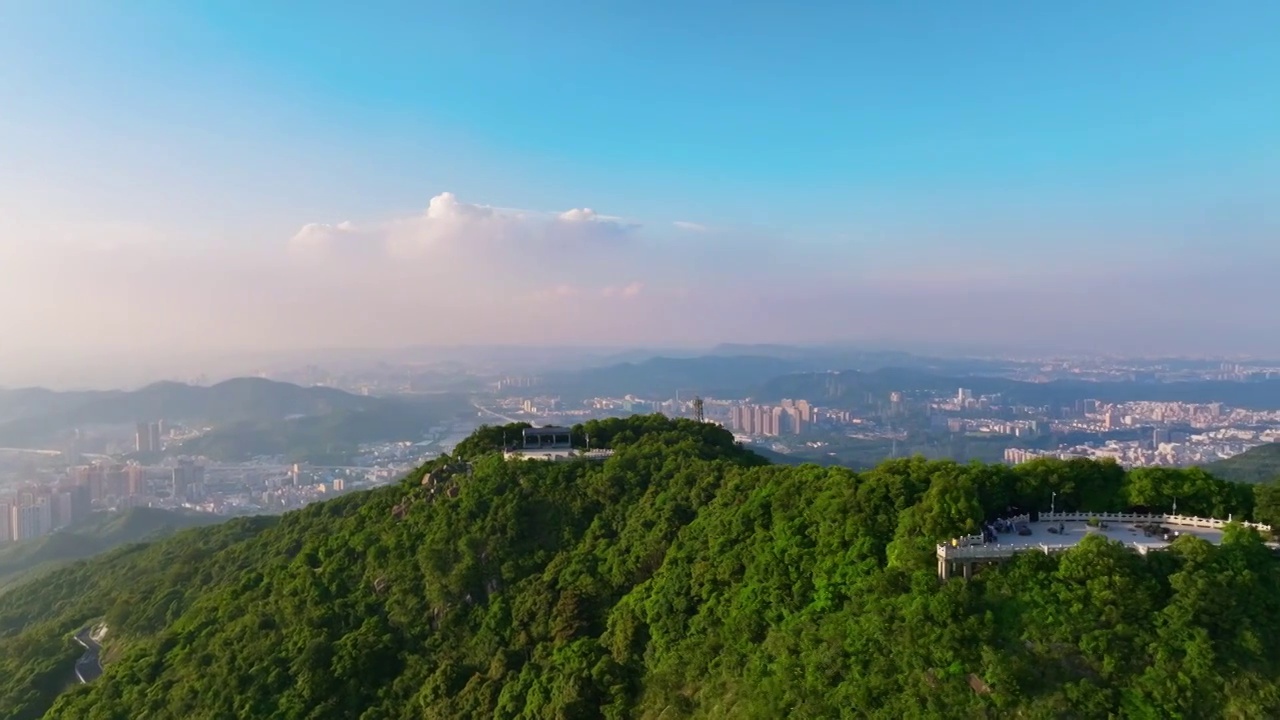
937;511;1275;580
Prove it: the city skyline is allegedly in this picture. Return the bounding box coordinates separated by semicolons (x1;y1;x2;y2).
2;3;1279;377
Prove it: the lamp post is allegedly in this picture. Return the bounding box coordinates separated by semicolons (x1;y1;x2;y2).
1051;491;1056;515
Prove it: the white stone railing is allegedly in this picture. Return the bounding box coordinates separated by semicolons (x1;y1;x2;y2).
937;542;1080;560
1039;511;1271;533
937;544;1018;560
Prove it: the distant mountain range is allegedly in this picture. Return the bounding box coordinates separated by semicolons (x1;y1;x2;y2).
758;368;1280;409
541;356;802;399
0;378;469;458
537;353;1280;409
539;352;1024;400
0;377;373;425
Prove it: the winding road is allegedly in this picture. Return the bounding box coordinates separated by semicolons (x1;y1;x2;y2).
73;627;103;683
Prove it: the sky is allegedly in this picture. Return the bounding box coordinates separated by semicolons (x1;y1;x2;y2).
1;2;1278;385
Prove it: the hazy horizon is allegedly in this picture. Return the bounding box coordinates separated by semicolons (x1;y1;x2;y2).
3;3;1278;385
3;341;1278;392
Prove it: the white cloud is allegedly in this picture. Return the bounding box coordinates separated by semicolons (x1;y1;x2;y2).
290;191;639;263
601;281;644;298
426;191;495;221
276;192;670;343
531;281;646;301
673;220;709;232
289;220;383;258
557;208;600;222
530;283;582;300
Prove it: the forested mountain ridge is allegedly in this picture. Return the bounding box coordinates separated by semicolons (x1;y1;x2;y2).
1204;442;1280;484
2;416;1278;719
0;378;468;462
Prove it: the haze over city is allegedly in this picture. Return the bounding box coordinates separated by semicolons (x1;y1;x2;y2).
2;3;1279;388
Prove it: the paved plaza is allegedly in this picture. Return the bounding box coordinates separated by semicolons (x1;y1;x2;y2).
937;512;1273;580
986;519;1225;553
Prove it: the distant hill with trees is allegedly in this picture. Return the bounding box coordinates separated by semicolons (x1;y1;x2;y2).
174;397;467;463
0;507;223;592
1204;443;1280;484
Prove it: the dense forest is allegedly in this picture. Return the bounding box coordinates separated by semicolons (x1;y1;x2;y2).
1205;443;1280;485
2;415;1279;719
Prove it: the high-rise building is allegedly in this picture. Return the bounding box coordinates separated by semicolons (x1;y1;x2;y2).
0;500;12;543
136;421;164;453
11;503;46;542
126;464;146;496
106;465;127;499
52;491;74;530
788;408;804;435
69;485;91;524
795;399;812;423
6;503;19;543
768;406;784;437
172;461;207;502
888;392;904;416
85;464;106;502
34;497;51;536
190;464;206;501
173;463;191;500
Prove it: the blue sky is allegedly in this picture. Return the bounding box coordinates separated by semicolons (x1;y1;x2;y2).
1;2;1278;377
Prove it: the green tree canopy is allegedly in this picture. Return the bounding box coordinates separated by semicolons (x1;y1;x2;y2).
0;414;1274;719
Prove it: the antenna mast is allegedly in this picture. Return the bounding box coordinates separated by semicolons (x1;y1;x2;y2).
693;396;705;423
